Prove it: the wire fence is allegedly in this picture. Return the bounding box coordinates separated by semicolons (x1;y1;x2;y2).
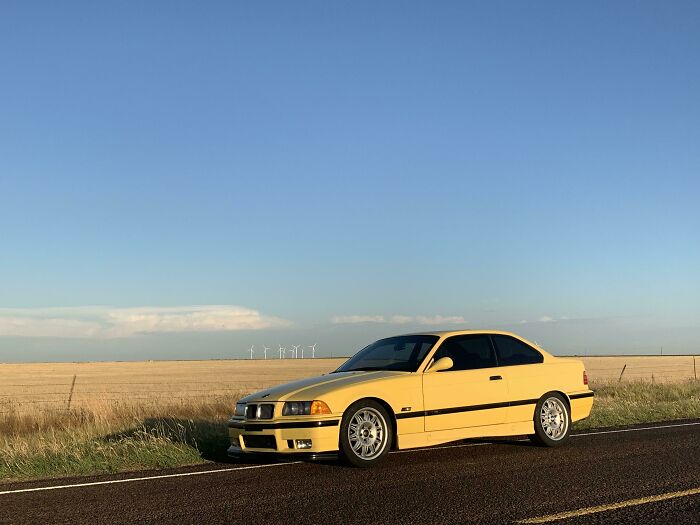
0;377;287;414
0;356;697;414
579;356;698;383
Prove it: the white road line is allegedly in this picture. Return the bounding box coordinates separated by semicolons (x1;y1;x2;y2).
1;420;698;496
0;462;300;496
393;421;700;454
572;421;700;437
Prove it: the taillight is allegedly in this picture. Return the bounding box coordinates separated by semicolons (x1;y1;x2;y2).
583;370;589;385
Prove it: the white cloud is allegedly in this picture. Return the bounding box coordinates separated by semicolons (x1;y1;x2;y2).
333;314;466;326
519;315;570;324
389;315;413;324
331;315;386;324
0;306;291;338
414;315;466;325
0;316;104;338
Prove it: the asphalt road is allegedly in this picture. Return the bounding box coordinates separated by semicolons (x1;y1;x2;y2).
2;420;699;524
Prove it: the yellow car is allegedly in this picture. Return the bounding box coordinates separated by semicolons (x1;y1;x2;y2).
228;330;593;467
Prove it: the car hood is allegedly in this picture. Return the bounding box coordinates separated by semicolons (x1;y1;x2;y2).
239;370;407;403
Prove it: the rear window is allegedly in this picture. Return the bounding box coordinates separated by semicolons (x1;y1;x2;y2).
492;335;543;366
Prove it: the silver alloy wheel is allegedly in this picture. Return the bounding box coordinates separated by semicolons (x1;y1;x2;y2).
540;397;569;440
347;407;388;460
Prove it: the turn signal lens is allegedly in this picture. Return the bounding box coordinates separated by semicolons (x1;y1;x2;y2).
583;371;589;385
310;400;331;415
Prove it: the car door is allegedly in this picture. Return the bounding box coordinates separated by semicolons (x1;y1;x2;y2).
490;334;547;423
422;334;508;432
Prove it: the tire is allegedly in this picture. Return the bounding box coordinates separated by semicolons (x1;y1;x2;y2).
339;400;392;468
529;392;571;447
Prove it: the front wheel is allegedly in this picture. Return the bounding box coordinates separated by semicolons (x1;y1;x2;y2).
339;400;392;467
530;393;571;447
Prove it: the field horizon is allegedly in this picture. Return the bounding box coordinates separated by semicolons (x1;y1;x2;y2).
2;352;699;366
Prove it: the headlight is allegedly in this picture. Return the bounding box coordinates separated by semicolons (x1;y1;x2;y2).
234;403;246;417
282;400;331;416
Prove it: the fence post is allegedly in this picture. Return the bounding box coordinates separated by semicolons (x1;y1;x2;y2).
67;374;77;409
618;364;627;382
694;356;697;381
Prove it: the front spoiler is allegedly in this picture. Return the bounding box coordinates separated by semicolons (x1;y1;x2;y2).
227;445;338;462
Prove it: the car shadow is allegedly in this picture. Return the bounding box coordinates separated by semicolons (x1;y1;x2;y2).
104;418;341;466
461;436;535;447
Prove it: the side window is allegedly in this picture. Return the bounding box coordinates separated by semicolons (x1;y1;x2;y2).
492;335;543;366
432;335;497;371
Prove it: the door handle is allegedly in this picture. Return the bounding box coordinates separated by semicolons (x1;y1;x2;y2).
489;375;502;381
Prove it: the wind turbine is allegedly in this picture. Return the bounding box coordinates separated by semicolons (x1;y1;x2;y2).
263;346;269;360
308;343;316;358
278;345;285;359
248;345;254;360
292;344;300;359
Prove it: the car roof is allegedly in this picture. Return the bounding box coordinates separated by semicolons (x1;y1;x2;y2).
398;329;524;338
394;329;553;357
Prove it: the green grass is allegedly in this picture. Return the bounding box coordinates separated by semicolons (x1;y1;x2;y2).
0;398;236;482
2;431;201;481
1;382;698;482
575;380;700;429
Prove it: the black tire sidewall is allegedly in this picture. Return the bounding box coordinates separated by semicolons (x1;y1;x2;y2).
339;400;392;467
532;392;571;447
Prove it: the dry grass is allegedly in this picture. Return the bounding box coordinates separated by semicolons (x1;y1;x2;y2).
0;396;242;481
0;358;347;410
0;357;698;482
580;355;698;383
576;380;700;429
0;359;346;482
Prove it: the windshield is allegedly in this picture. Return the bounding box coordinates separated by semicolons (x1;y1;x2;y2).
336;335;439;373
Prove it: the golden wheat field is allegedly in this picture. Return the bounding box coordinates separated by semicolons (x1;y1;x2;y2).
581;355;698;383
0;358;347;414
0;355;697;414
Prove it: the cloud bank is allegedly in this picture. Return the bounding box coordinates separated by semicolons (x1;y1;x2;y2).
518;315;570;324
332;314;466;326
0;306;291;338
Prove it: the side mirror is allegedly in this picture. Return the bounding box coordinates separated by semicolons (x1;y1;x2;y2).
426;356;453;373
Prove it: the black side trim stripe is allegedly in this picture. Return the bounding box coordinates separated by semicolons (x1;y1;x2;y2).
228;420;340;431
570;392;595;400
396;391;594;419
509;398;540;407
395;400;535;419
395;411;426;419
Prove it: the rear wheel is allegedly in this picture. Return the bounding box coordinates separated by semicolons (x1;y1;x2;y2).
530;393;571;447
339;400;392;467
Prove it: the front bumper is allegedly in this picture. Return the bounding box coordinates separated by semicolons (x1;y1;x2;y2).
227;417;341;456
226;445;338;461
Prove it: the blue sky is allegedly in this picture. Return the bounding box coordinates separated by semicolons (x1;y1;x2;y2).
1;2;698;361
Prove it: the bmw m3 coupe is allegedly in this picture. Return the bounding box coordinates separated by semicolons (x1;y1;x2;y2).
228;330;593;467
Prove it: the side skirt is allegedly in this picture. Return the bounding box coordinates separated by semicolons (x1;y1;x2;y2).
396;421;536;450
